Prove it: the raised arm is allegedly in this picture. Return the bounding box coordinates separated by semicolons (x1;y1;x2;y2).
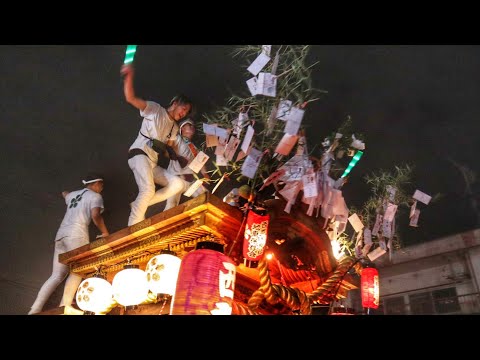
91;207;109;238
121;64;147;111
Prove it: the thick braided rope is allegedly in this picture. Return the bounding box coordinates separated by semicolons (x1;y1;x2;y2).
307;256;358;303
248;257;311;314
232;300;261;315
248;257;278;309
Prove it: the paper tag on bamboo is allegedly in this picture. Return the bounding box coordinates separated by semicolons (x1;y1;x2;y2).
277;99;293;120
262;45;272;57
386;185;397;202
302;173;318;198
224;136;240;161
246;77;258;96
410;200;417;218
247;52;271;76
348;213;364;233
413;189;432;205
383;203;398;222
241;125;254;154
215;154;227;166
275;133;299;156
205;134;218;148
368;247;387;261
372;214;383;236
184;179;204;197
363;228;372;245
241;148;262;179
188;151;209;173
382;219;393;239
409;209;420;227
257;72;277;97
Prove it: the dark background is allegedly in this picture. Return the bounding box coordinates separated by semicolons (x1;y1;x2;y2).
1;45;479;314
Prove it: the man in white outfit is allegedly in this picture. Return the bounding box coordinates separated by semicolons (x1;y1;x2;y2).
121;64;193;226
148;118;210;211
28;174;109;314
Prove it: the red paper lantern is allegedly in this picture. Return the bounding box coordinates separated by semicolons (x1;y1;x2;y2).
243;209;270;266
170;241;236;315
361;266;379;309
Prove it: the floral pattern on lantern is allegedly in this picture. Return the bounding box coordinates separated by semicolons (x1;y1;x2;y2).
361;266;379;309
145;251;181;297
170;242;236;315
243;209;270;262
76;276;113;314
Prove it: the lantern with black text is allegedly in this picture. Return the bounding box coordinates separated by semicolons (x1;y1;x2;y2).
243;208;270;267
170;241;236;315
361;265;379;309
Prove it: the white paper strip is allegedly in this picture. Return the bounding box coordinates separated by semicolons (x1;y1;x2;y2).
262;45;272;57
382;219;392;239
302;173;318;199
188;151;210;173
246;77;257;96
372;214;383;236
241;148;262;179
410;200;417;218
383;203;398;222
363;228;372;245
184;179;204;197
386;185;397;202
241;125;255;154
348;213;364;233
257;72;277;97
215;154;227;166
367;247;387;261
413;189;432;205
203;123;217;135
277;100;293;120
409;209;420;227
247;52;271;76
224;136;240;161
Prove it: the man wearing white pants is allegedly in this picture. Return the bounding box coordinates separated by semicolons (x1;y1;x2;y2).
28;174;109;314
121;64;193;226
147;118;209;211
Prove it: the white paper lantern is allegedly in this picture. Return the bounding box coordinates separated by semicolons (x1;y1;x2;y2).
112;265;149;307
76;276;113;314
145;251;181;297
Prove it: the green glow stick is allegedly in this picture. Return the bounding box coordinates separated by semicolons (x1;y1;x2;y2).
341;150;364;178
123;45;137;64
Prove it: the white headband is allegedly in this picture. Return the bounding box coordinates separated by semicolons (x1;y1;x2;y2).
82;178;103;185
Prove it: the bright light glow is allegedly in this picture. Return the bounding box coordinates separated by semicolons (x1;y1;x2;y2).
123;45;137;64
76;277;113;314
341;150;364;178
331;240;343;260
145;253;181;296
112;266;149;307
266;252;274;260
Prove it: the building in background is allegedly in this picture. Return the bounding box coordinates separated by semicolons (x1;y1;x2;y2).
374;228;480;315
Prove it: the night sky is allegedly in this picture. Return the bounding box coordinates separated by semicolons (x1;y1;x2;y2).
1;45;479;315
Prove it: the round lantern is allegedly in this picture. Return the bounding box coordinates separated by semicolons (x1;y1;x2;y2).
145;250;181;299
170;241;236;315
76;275;113;315
361;265;379;310
112;264;149;307
243;208;270;268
